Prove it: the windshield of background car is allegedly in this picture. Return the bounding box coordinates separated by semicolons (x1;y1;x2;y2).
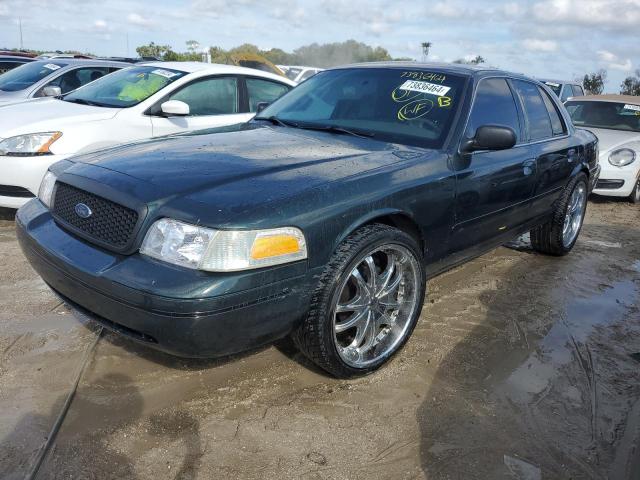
566;100;640;133
257;68;467;149
0;61;67;92
543;81;562;96
63;66;188;108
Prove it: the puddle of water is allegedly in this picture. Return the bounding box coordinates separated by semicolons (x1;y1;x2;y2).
504;280;637;401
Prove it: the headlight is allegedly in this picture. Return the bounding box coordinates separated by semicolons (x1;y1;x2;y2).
38;171;57;208
609;148;636;167
0;132;62;156
140;218;307;271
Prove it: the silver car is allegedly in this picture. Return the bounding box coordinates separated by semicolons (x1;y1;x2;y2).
0;59;127;105
539;79;585;103
565;95;640;203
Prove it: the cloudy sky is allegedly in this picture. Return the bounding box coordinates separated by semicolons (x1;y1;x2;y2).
0;0;638;91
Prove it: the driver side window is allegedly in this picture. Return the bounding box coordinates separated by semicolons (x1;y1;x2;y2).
168;76;238;116
466;78;521;142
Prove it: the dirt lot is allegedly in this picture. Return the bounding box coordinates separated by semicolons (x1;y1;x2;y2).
0;199;638;480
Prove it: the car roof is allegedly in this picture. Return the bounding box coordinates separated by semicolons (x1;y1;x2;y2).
539;79;577;85
31;58;130;67
0;55;35;61
329;61;533;80
141;61;296;85
568;94;640;105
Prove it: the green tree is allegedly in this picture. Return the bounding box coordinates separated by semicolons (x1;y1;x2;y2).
620;70;640;95
453;55;485;65
582;69;607;95
136;42;172;59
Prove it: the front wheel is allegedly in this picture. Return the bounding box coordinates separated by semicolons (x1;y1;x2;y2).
630;175;640;204
293;224;426;378
531;173;588;256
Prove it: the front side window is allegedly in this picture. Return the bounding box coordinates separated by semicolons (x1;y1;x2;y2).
560;85;573;102
572;85;584;97
466;77;521;141
539;87;566;136
168;76;238;116
513;80;553;141
246;78;290;112
566;101;640;133
37;67;114;96
0;61;67;92
257;68;467;149
63;66;187;108
543;81;562;97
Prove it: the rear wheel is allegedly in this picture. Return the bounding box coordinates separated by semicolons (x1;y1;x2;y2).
531;173;588;256
630;175;640;204
293;224;426;378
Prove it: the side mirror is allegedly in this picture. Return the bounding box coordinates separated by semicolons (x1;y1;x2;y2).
160;100;190;116
42;86;62;97
256;102;270;113
461;125;517;153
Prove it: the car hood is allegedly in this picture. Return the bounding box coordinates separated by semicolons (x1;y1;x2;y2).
580;127;640;153
0;98;120;138
65;124;428;224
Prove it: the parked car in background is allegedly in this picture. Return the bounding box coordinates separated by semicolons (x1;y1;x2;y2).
539;79;585;102
0;62;295;208
0;53;35;74
16;64;599;377
566;95;640;203
0;59;126;105
37;52;94;60
280;65;324;84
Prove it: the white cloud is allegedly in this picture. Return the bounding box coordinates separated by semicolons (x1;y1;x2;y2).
610;58;633;72
597;49;617;63
522;38;558;52
597;49;633;72
127;12;153;27
0;4;9;16
93;19;109;31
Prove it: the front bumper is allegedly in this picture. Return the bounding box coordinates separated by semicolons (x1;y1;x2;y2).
16;199;317;358
0;153;68;208
592;157;639;197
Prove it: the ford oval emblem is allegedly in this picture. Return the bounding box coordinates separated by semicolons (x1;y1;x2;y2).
74;203;92;219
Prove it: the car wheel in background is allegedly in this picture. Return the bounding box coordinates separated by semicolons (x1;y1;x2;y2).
293;224;426;378
630;175;640;204
530;173;588;256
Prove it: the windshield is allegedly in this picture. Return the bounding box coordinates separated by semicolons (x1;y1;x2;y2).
566;100;640;133
0;61;67;92
542;81;562;96
256;68;467;149
63;66;187;108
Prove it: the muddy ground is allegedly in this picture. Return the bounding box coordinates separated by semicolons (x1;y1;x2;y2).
0;199;638;480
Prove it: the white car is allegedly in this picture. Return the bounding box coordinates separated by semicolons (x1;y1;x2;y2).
565;95;640;203
0;62;295;208
0;59;127;105
279;65;324;84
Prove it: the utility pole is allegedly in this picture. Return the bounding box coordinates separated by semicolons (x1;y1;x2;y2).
421;42;432;62
19;18;23;50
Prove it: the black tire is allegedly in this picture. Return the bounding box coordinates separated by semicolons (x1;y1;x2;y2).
530;173;588;256
630;175;640;204
293;223;426;378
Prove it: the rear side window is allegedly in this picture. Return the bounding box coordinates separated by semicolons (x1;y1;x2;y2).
572;85;584;97
513;80;553;141
246;78;290;112
539;87;566;136
39;67;114;96
466;77;521;141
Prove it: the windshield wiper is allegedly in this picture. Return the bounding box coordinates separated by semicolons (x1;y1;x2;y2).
298;124;375;139
255;116;300;128
64;98;115;108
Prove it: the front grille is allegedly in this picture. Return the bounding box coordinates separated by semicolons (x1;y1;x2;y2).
0;185;35;198
596;179;625;190
52;183;139;249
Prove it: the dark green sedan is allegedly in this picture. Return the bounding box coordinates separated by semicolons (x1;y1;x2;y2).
17;63;600;377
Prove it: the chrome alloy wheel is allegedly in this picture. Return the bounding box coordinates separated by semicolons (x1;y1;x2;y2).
332;245;420;368
562;182;587;247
